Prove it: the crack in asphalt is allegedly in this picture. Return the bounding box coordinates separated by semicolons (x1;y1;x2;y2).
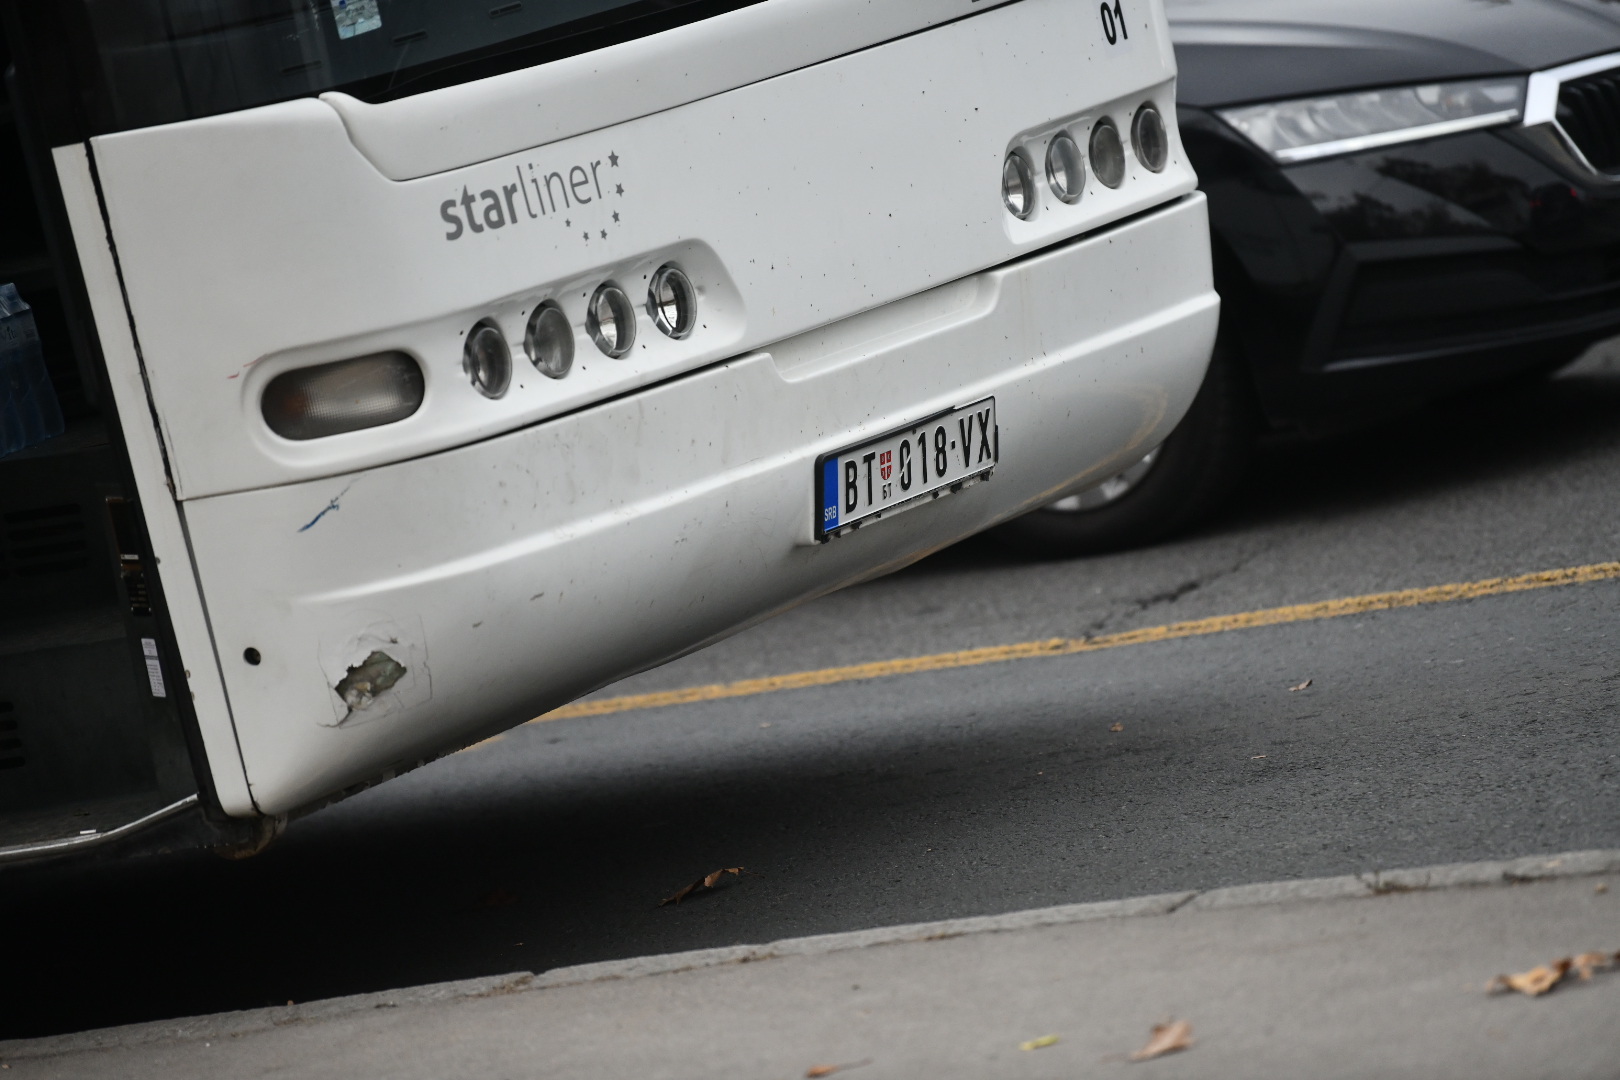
1079;542;1273;640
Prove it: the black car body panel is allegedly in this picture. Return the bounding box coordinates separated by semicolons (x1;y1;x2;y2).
1171;0;1620;106
1168;0;1620;428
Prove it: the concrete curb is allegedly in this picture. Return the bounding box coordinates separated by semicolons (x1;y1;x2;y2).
7;848;1617;1062
0;972;538;1062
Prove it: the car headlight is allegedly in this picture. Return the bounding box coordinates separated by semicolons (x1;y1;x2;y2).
1217;77;1526;164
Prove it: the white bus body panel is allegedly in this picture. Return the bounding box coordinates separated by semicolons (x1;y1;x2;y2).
57;0;1217;816
86;0;1191;501
185;198;1216;814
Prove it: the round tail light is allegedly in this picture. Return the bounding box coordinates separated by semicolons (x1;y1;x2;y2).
587;283;637;358
1090;117;1126;189
1002;151;1036;219
1132;103;1169;172
524;302;574;379
647;264;697;340
463;320;512;398
1045;131;1086;204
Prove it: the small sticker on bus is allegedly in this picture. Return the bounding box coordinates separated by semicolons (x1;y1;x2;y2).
330;0;382;40
141;638;167;698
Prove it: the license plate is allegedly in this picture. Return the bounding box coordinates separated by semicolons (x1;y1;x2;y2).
816;397;996;541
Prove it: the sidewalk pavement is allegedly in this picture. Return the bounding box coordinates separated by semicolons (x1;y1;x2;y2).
6;850;1618;1079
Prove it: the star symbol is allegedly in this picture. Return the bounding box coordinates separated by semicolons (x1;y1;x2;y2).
608;151;620;167
614;184;624;196
564;218;571;227
582;231;589;241
600;229;608;239
612;211;620;223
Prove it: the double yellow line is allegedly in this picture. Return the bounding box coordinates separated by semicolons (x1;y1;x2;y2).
502;561;1620;733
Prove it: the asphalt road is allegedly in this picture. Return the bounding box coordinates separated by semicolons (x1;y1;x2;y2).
8;347;1620;1040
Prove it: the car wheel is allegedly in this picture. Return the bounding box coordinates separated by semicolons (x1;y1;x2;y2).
995;345;1256;558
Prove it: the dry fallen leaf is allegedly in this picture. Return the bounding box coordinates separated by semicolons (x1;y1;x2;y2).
1488;950;1620;995
1289;679;1312;692
1596;883;1609;895
1109;723;1125;733
1487;958;1572;996
660;867;747;906
1018;1035;1060;1051
1129;1019;1193;1062
1573;951;1617;980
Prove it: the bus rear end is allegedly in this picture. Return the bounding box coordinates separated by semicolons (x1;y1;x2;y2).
0;0;1217;857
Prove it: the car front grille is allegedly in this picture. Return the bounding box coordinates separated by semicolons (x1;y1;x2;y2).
1557;68;1620;174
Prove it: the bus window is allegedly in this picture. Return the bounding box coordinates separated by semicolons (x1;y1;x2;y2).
0;0;1218;862
74;0;764;133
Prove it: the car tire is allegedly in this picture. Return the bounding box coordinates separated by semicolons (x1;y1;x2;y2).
995;344;1256;558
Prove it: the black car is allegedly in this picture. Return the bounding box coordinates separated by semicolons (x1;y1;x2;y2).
1001;0;1620;556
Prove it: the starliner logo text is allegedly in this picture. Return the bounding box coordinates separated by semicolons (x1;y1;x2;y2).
439;150;625;244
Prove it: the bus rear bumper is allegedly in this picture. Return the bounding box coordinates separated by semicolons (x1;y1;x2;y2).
183;193;1218;816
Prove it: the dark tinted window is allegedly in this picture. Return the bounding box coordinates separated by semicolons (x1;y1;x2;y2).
59;0;759;133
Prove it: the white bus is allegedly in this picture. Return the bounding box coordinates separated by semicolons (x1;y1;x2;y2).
0;0;1217;862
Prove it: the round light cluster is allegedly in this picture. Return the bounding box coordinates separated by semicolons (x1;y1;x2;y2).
456;263;699;398
265;266;701;436
1002;100;1171;217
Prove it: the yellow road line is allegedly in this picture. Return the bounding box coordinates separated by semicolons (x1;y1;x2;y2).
500;561;1620;735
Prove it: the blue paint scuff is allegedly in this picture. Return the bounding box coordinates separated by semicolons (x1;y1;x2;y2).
298;482;355;533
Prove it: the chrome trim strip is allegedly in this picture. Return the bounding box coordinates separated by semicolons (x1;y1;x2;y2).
1524;71;1563;128
1270;110;1522;164
0;794;199;865
1523;50;1620;125
1522;51;1620;182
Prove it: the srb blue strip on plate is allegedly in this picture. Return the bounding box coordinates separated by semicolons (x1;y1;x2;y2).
821;458;840;532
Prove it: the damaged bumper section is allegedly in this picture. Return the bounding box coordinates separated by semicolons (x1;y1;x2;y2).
183;195;1217;816
335;651;410;716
